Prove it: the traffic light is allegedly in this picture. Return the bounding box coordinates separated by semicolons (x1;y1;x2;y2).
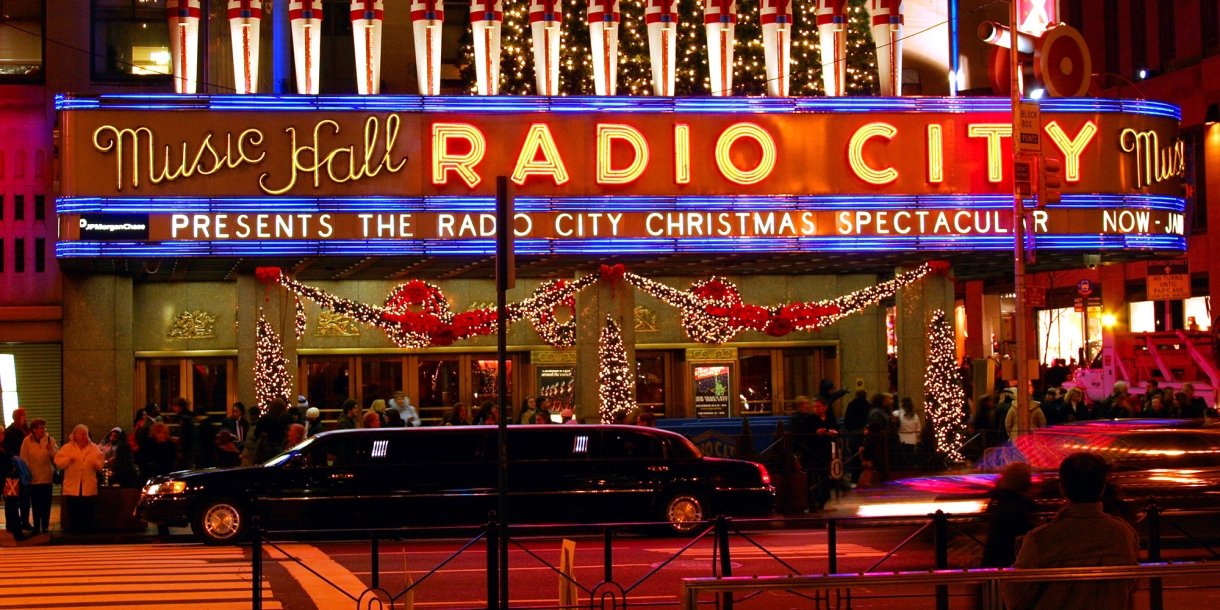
1040;157;1062;209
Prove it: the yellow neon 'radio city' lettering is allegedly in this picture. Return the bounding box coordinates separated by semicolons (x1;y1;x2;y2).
848;122;899;185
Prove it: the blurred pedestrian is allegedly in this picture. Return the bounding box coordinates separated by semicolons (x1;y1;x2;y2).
791;397;837;511
518;396;540;425
221;402;249;448
54;424;105;534
286;424;307;448
141;423;178;537
443;403;469;426
4;408;32;532
388;391;420;427
253;397;290;462
1002;453;1138;609
101;427;140;488
19;418;57;535
305;407;324;437
1183;383;1208;416
361;411;382;429
1;427;27;541
169;397;196;470
336;400;360;430
857;420;886;489
893;397;923;455
560;408;575;424
636;411;656;427
368;399;388;427
1063;387;1090;422
981;462;1037;568
213;430;242;468
1005;393;1046;439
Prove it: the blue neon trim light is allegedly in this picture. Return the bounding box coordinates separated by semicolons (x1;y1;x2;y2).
55;234;1188;259
54;94;1181;120
57;194;1185;215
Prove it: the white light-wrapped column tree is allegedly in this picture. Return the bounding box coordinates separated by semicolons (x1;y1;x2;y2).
644;0;678;96
588;0;621;95
167;0;201;93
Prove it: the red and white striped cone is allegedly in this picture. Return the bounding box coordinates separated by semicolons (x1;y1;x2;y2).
760;0;792;97
588;0;620;95
703;0;736;97
412;0;444;95
530;0;563;95
351;0;384;94
644;0;677;96
228;0;263;94
290;0;323;94
867;0;903;96
815;0;847;96
167;0;201;93
470;0;504;95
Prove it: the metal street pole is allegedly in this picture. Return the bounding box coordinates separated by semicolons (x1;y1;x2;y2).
495;176;514;609
1010;0;1032;436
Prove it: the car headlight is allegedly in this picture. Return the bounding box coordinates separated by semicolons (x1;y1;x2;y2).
145;481;187;495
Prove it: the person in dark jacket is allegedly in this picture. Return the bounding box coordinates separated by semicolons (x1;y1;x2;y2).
169;397;196;470
3;408;32;533
790;396;838;511
140;422;179;537
213;430;243;468
981;462;1038;568
221;402;250;449
843;390;871;482
817;379;848;426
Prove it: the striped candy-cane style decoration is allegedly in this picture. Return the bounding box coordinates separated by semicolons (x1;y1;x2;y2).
815;0;847;96
529;0;563;95
760;0;792;97
228;0;262;94
587;0;620;95
703;0;736;97
867;0;903;96
351;0;384;94
290;0;323;94
412;0;444;95
644;0;677;96
469;0;503;95
167;0;201;93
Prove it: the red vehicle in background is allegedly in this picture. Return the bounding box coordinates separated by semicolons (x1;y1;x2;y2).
1066;331;1218;408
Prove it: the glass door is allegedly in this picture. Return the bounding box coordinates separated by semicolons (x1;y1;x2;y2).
738;350;774;415
303;358;353;421
416;356;460;425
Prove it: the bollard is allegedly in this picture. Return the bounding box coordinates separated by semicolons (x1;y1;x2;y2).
932;510;949;610
251;518;262;610
371;531;380;590
487;517;499;610
604;526;614;584
715;515;733;610
827;519;838;575
1148;502;1163;610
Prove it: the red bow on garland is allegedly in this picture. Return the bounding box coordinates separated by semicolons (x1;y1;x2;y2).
600;264;626;297
254;267;282;302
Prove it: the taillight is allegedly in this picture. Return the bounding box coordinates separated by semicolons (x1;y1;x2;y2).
756;463;771;486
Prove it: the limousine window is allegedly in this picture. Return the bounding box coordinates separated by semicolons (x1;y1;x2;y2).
379;431;487;465
603;431;663;460
508;430;591;461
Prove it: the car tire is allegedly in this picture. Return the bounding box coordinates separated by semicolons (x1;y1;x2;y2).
658;489;709;536
192;496;249;546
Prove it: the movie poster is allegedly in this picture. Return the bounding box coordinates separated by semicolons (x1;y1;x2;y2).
537;366;575;415
693;365;732;418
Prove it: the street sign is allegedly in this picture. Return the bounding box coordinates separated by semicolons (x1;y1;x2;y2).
1018;102;1042;152
1147;258;1190;300
1014;159;1033;196
1077;279;1094;297
1028;285;1046;308
1074;297;1101;312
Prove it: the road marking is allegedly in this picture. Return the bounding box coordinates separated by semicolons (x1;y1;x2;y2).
270;543;371;609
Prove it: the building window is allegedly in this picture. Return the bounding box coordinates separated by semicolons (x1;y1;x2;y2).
1203;0;1219;53
1157;0;1175;66
1038;306;1102;365
92;0;171;80
1130;0;1147;75
32;194;43;221
33;237;43;272
0;0;44;82
1104;1;1120;77
12;194;22;221
13;237;23;272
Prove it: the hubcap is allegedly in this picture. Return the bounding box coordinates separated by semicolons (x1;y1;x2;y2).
203;504;241;540
667;495;703;532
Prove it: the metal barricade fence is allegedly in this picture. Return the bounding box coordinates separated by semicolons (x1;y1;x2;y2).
679;561;1220;610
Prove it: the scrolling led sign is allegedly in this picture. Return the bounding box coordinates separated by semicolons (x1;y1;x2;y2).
55;95;1185;257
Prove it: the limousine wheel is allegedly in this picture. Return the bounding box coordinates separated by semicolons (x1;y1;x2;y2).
662;491;707;535
193;497;248;546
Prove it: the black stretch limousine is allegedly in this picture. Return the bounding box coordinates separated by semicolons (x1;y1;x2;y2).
137;425;775;544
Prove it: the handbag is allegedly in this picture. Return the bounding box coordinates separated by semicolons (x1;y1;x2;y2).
52;467;64;485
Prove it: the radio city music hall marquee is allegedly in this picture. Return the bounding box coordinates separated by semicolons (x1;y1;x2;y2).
55;95;1185;258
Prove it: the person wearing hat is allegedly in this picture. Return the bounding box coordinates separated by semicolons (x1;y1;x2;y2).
993;387;1015;442
388;391;421;427
305;407;323;437
560;408;575;424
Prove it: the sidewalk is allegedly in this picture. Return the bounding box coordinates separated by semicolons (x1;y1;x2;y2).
0;497;194;546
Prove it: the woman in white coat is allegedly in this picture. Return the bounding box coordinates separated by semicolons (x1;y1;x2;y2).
19;418;57;535
54;424;105;534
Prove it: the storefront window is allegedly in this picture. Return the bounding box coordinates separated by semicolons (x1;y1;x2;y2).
418;357;459;423
471;359;512;409
190;359;229;418
0;0;43;81
1185;297;1212;331
92;0;171;80
1038;306;1101;365
361;357;403;406
1130;298;1213;333
635;352;667;417
306;358;351;415
782;347;837;413
738;350;772;415
144;360;181;412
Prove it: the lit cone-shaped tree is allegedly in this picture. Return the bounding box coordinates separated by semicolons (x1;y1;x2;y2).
924;310;967;462
256;311;294;412
598;315;636;423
